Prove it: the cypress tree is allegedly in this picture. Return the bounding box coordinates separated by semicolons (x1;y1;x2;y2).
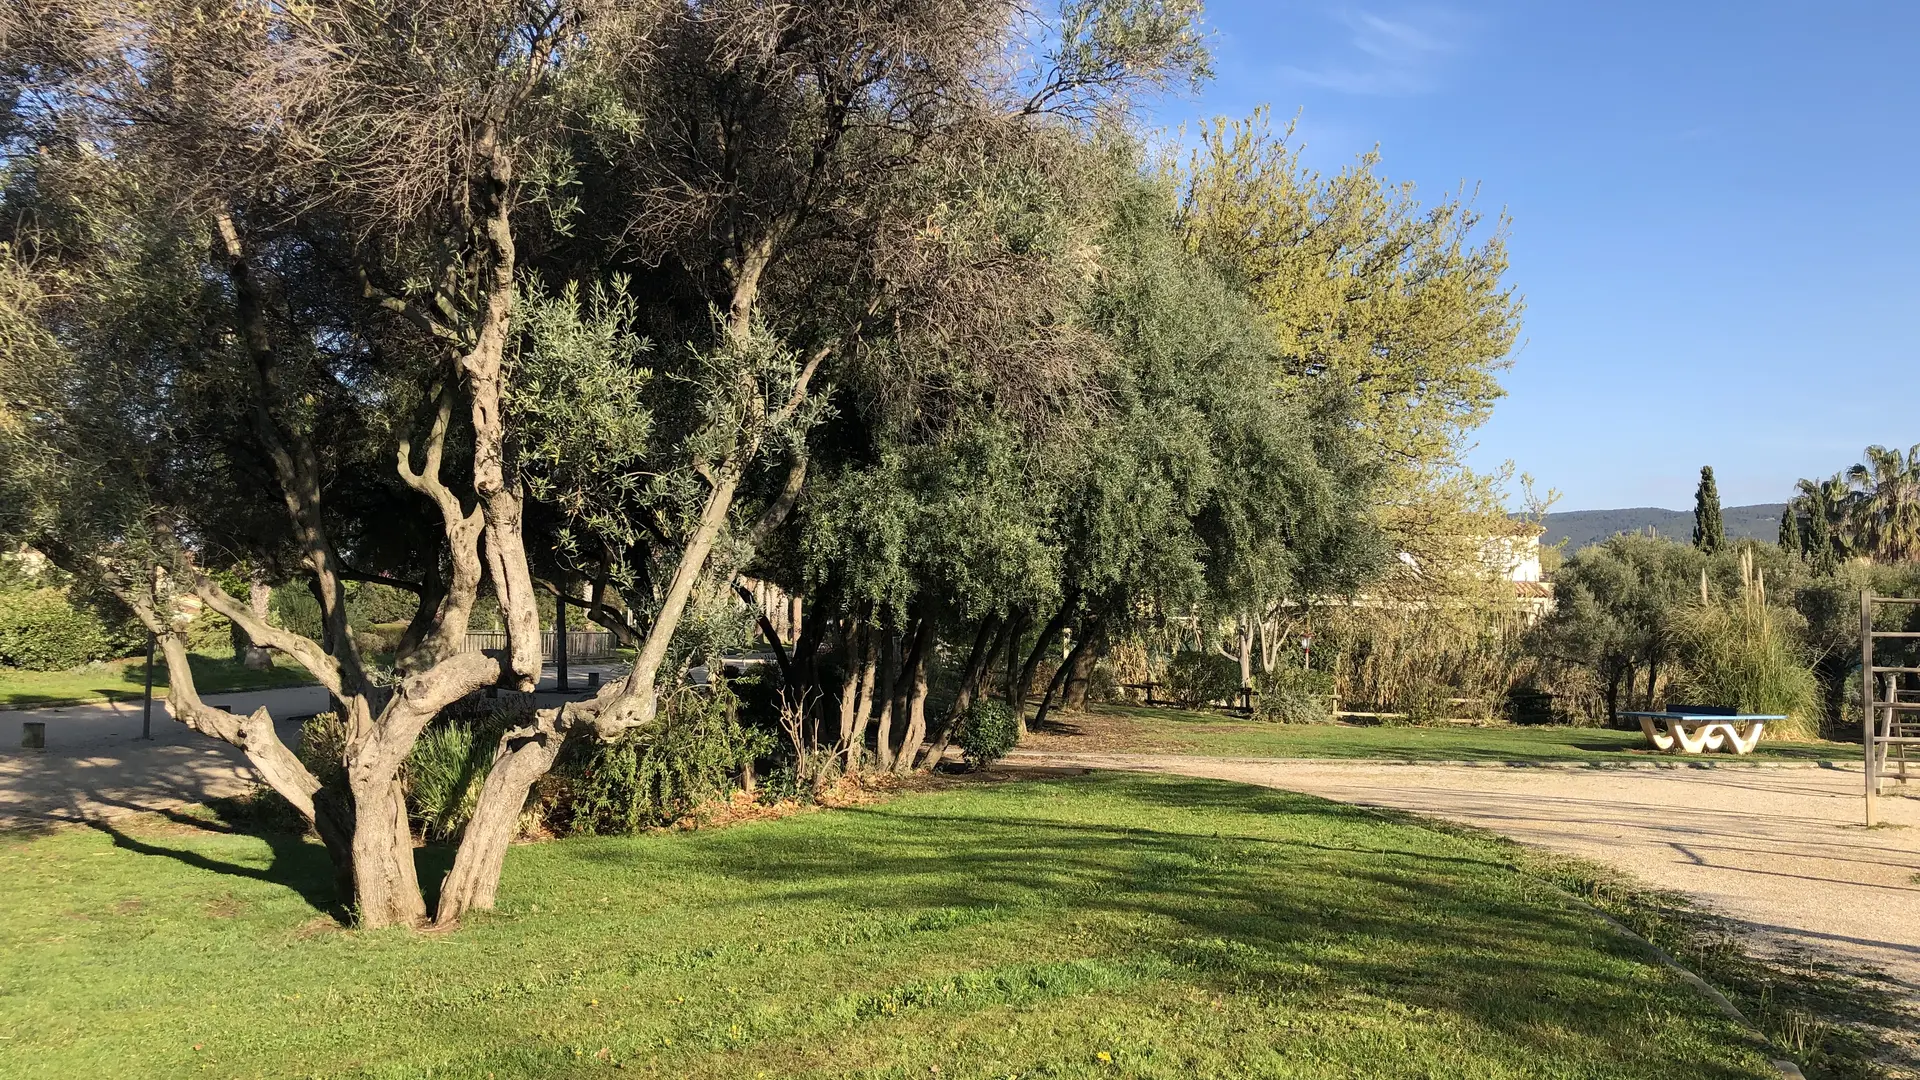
1778;504;1802;557
1806;499;1837;574
1693;466;1724;554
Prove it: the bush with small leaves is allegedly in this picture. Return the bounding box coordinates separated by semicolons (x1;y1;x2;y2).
1254;665;1334;724
541;681;772;835
1164;650;1241;709
956;699;1018;769
0;588;114;670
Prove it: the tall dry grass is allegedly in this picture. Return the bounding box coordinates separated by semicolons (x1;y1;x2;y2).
1670;551;1820;740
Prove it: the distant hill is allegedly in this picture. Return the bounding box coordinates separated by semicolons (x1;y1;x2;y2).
1535;504;1788;553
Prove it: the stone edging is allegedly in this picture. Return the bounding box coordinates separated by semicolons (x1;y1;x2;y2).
1003;750;1853;772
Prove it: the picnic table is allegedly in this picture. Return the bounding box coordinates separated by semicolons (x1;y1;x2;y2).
1620;706;1784;755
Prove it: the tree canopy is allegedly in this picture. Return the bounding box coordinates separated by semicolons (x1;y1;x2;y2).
0;0;1514;932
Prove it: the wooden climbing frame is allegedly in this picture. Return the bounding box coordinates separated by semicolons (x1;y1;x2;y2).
1859;591;1920;826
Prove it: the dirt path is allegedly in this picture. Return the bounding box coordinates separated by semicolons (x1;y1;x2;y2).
1009;749;1920;1006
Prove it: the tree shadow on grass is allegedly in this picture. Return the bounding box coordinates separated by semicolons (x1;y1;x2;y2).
82;804;467;926
85;811;348;922
80;791;466;925
651;772;1912;1078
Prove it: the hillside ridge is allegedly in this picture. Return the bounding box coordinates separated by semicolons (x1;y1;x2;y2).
1534;503;1787;553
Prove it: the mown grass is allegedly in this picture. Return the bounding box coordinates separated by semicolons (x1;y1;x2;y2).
0;773;1827;1079
0;653;315;710
1059;704;1854;764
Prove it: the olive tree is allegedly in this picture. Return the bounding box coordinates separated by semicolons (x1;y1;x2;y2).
1;0;1207;925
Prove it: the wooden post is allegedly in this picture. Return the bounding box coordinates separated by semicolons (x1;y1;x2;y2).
141;632;157;741
1861;589;1876;826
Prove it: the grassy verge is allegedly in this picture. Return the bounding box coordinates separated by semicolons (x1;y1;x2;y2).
0;772;1870;1079
1028;704;1854;764
0;653;316;710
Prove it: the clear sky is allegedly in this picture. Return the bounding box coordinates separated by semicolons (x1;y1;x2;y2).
1150;1;1919;511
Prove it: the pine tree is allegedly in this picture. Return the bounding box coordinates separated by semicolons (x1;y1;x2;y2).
1693;466;1724;554
1778;504;1802;557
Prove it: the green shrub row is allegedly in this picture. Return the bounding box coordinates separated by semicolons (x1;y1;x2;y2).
298;681;775;842
1164;650;1241;708
0;588;117;670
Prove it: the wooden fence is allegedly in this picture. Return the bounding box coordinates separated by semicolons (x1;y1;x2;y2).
462;630;617;662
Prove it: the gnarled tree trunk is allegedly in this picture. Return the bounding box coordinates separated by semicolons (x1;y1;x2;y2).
1012;597;1074;738
1061;621;1102;712
346;766;425;928
874;627;900;772
892;623;932;775
835;614;866;760
434;712;564;924
848;629;880;770
919;614;1005;770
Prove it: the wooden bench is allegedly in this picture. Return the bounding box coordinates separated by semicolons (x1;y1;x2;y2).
1620;706;1784;755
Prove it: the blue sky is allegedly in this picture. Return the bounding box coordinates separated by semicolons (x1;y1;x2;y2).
1150;1;1919;511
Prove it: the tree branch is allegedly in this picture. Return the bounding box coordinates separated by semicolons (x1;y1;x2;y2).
769;343;833;427
336;564;425;596
747;446;809;551
535;578;643;648
360;270;465;345
193;575;345;698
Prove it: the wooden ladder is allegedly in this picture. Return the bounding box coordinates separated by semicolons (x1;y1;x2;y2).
1859;592;1920;826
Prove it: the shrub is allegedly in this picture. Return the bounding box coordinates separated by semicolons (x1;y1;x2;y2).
1504;687;1558;725
1392;682;1452;726
297;712;348;789
352;623;408;657
272;585;324;642
184;608;236;658
1254;665;1334;724
355;582;421;625
1164;650;1240;708
956;698;1018;768
543;683;771;835
404;710;516;841
0;588;114;670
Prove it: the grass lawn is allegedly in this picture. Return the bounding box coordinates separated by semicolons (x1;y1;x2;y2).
0;773;1822;1080
0;653;315;710
1031;704;1855;765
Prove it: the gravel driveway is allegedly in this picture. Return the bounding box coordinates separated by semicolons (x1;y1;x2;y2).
1009;749;1920;1007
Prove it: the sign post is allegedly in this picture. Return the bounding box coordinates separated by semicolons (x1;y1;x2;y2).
555;589;569;693
140;632;157;740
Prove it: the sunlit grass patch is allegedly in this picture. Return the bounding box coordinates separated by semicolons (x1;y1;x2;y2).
0;774;1825;1079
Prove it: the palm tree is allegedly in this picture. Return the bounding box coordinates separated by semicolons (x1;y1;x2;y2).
1848;443;1920;562
1795;473;1856;571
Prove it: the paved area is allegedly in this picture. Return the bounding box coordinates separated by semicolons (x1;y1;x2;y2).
1011;749;1920;1005
0;664;625;826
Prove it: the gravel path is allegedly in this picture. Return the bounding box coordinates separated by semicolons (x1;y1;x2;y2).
1;687;328;826
1009;749;1920;1006
0;664;627;827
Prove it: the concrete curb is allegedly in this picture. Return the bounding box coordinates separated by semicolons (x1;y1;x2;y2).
1567;898;1806;1079
1004;749;1855;772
